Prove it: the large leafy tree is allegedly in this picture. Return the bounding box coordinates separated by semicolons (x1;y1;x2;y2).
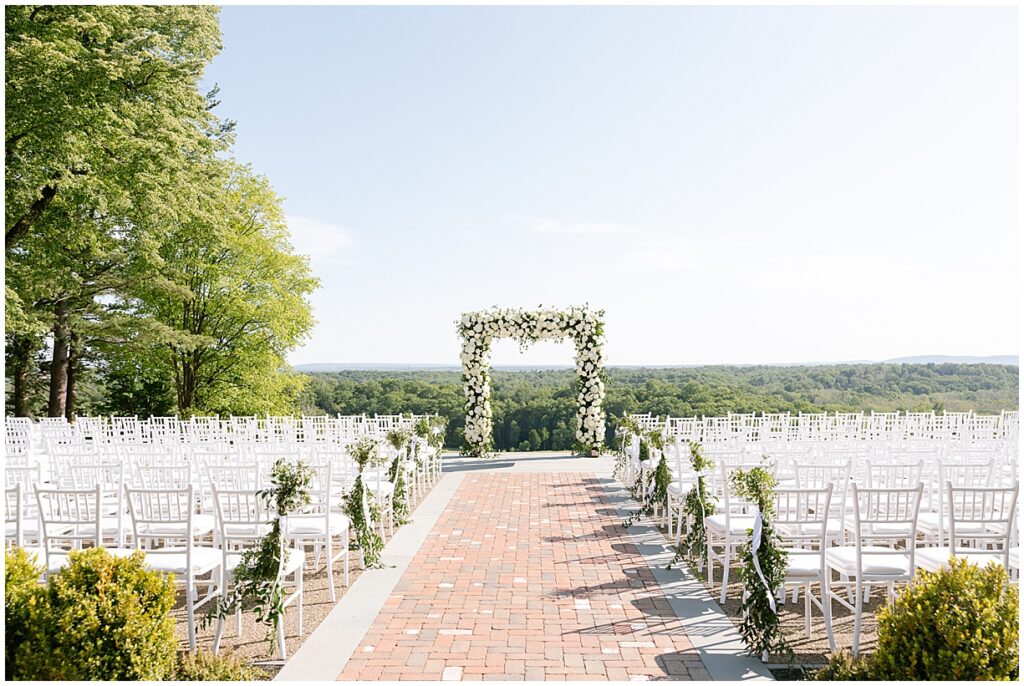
5;5;225;416
129;161;318;417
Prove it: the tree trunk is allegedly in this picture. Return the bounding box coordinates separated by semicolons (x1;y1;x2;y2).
64;331;79;422
6;184;57;251
47;306;70;418
8;335;34;416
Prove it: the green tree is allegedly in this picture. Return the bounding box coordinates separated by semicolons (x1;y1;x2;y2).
5;5;226;416
132;161;318;416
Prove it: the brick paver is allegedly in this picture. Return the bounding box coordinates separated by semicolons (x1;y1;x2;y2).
339;473;708;681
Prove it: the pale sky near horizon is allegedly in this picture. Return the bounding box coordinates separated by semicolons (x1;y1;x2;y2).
202;5;1019;367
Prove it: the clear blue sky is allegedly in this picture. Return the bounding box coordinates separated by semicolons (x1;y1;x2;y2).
202;5;1018;367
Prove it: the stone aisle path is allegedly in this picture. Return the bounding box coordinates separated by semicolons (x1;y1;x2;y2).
338;472;709;681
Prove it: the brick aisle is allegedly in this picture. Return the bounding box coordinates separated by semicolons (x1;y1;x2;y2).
338;473;709;681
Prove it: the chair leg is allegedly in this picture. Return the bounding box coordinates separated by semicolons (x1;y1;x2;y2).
186;577;197;652
706;536;714;586
720;544;731;604
823;576;836;652
326;537;336;602
804;583;811;638
213;614;225;655
297;565;304;637
344;539;350;586
277;620;287;661
852;577;863;656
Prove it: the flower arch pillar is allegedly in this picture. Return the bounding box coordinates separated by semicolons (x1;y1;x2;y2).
456;307;607;457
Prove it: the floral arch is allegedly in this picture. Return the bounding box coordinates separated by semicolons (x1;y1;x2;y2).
456;306;607;457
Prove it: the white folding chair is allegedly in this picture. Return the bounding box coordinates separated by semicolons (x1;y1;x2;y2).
775;484;835;639
823;483;923;655
284;461;351;601
916;482;1019;573
211;487;304;660
125;485;223;652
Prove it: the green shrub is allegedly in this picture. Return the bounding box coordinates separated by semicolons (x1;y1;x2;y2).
174;650;262;680
5;547;47;680
873;558;1018;680
816;558;1019;681
6;547;179;680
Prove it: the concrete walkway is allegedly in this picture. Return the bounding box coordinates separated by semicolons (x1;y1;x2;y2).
277;453;771;682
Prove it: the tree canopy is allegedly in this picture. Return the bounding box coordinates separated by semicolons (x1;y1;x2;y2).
5;6;316;418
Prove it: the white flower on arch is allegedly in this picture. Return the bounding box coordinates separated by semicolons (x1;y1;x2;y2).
455;306;607;457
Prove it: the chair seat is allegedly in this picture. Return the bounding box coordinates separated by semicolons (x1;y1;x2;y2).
365;481;394;498
824;546;911;576
287;512;350;536
134;546;221;575
134;514;215;539
705;514;755;536
915;546;1006;571
640;458;657;470
226;548;304;576
667;482;692;496
785;549;824;578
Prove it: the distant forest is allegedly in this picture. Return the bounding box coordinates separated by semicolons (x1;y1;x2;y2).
297;363;1020;451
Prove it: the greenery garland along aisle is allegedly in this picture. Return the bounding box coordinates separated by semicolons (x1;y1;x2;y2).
386;429;412;526
731;464;791;662
668;442;717;571
622;429;671;528
343;437;386;568
208;459;313;650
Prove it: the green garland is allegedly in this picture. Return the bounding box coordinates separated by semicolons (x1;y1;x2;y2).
668;442;717;570
208;459;313;651
386;430;412;527
611;414;641;481
731;464;791;661
622;430;669;527
344;437;386;568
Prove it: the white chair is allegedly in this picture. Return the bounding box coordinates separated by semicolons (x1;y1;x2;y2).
916;482;1019;573
33;484;105;577
917;459;993;546
775;484;835;639
284;461;351;600
6;465;42;546
706;462;763;603
125;485;223;652
823;483;924;655
65;462;127;547
211;487;304;660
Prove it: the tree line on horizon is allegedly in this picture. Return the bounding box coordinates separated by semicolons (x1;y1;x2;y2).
5;6;316;419
295;363;1019;451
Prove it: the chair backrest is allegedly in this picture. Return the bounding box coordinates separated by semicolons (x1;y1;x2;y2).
774;484;834;557
863;460;923;489
849;483;924;572
132;463;193;489
946;482;1019;566
212;487;274;544
205;462;261;492
34;485;103;564
125;485;195;549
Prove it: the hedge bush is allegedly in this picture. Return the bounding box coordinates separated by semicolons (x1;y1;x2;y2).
5;547;178;680
874;557;1018;680
4;547;48;680
817;558;1019;681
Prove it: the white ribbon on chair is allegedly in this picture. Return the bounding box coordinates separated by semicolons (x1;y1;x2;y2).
750;508;776;612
